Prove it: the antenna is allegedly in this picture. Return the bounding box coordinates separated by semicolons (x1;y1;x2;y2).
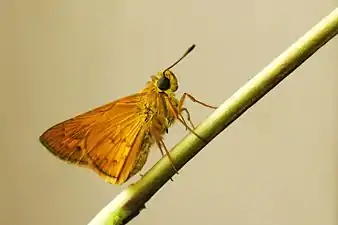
163;44;196;73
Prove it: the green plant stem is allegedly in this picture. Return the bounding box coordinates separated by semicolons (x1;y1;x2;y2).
88;8;338;225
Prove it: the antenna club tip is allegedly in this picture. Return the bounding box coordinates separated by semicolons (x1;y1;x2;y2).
189;44;196;51
163;44;196;71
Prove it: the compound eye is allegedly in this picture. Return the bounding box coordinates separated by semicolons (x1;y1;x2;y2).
157;76;170;91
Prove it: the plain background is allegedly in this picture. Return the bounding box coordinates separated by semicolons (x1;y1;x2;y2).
1;1;337;225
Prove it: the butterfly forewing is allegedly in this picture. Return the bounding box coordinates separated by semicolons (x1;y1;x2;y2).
39;93;152;184
84;113;148;184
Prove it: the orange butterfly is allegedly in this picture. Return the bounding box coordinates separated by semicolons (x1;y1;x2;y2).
39;45;217;185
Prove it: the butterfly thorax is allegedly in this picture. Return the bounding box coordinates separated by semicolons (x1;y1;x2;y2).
140;70;180;131
127;71;180;178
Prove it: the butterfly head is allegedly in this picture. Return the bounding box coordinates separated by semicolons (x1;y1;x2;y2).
156;69;178;93
150;44;195;94
155;44;195;94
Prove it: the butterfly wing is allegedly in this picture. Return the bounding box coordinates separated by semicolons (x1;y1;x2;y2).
83;108;149;184
39;92;152;184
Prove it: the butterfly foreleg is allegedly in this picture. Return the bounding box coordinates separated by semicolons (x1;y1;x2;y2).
162;93;207;142
176;92;218;139
177;92;218;113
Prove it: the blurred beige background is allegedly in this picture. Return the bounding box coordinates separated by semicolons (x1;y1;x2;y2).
1;1;337;225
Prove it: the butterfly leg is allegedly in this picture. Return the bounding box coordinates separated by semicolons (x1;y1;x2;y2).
180;107;195;130
155;139;177;181
176;93;218;141
151;125;179;178
178;108;192;131
178;92;218;113
162;94;207;142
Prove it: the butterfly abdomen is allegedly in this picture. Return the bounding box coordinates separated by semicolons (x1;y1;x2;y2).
128;132;154;179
